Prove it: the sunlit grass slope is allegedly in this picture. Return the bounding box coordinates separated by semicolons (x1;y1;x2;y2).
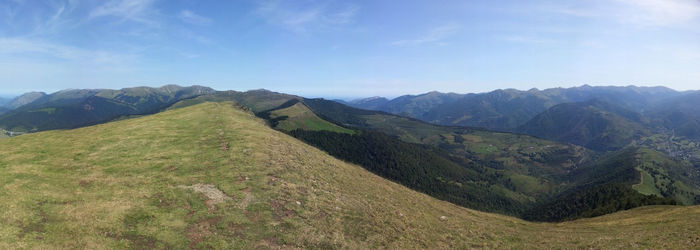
267;102;353;134
0;102;698;248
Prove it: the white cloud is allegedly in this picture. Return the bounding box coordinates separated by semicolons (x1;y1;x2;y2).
391;24;460;46
255;0;359;33
89;0;158;25
178;10;212;26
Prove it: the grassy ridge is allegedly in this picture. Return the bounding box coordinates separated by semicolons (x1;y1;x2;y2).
266;102;354;134
0;102;698;248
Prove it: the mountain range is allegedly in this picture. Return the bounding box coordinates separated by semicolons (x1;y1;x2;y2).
347;85;690;132
1;85;699;223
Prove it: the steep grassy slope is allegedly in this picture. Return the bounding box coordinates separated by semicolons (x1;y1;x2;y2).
258;100;353;134
1;102;698;248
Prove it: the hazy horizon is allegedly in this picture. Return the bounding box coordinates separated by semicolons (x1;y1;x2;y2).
0;83;696;102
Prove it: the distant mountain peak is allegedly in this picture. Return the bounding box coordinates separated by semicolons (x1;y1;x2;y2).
350;96;388;103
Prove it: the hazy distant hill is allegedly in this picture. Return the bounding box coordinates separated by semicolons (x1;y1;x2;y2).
7;92;47;109
347;96;389;110
649;91;700;140
516;99;650;151
0;85;214;132
0;97;10;107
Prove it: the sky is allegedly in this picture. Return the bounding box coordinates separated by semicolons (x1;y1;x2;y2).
1;0;699;98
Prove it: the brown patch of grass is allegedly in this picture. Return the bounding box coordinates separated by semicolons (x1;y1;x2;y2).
17;201;48;239
269;200;296;221
186;216;222;248
78;179;93;188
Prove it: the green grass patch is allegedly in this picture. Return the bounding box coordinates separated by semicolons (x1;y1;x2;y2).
633;169;661;197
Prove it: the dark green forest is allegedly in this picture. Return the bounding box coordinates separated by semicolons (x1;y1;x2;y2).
288;129;526;215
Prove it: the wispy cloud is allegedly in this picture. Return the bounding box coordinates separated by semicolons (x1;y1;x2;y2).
504;35;557;45
254;0;359;33
89;0;158;25
614;0;700;27
178;10;212;26
542;0;700;28
33;0;81;35
178;29;212;45
391;24;460;46
0;38;134;65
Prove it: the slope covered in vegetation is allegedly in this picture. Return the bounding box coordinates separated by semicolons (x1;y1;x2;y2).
1;102;698;248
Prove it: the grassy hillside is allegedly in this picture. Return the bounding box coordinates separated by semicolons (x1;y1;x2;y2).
631;148;700;204
259;100;353;134
0;102;697;248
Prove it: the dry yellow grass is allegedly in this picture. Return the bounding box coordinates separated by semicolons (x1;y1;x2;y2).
0;102;697;249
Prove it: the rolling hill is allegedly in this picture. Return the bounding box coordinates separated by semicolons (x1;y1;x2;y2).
0;85;214;132
0;102;697;248
1;87;697;221
516;99;650;151
254;97;694;219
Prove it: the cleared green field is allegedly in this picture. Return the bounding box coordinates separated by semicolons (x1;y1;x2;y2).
633;169;662;196
0;102;697;248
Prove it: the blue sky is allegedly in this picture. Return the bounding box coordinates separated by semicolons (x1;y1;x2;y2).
1;0;699;98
